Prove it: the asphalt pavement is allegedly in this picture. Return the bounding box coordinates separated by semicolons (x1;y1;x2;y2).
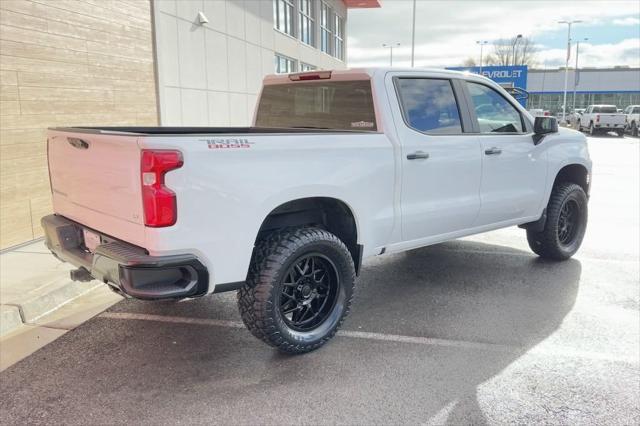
1;134;638;425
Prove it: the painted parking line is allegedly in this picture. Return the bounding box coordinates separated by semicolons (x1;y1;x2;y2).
99;312;638;364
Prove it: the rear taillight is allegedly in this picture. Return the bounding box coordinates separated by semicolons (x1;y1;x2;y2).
596;114;600;123
141;150;183;227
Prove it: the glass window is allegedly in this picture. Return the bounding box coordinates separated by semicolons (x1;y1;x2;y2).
274;0;295;36
274;54;296;74
633;107;640;114
333;14;344;60
255;80;377;131
395;78;462;134
595;105;617;113
298;0;315;46
320;2;332;55
467;82;524;133
300;63;316;71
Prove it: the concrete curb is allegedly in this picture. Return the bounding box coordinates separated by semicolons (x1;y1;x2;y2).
0;278;103;337
20;279;104;323
1;240;111;337
0;305;23;336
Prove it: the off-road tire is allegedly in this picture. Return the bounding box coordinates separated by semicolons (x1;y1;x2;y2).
237;227;355;354
526;182;588;260
589;122;596;136
617;130;625;138
631;122;638;137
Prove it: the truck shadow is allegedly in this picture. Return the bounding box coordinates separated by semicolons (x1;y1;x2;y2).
0;240;581;424
348;239;581;424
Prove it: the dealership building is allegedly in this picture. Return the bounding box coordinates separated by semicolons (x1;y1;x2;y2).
526;67;640;113
0;0;381;248
450;65;640;113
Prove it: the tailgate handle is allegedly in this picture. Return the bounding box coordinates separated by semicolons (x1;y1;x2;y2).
68;137;89;149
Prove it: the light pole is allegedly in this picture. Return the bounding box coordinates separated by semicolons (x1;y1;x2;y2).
572;37;588;113
410;0;416;67
511;34;522;65
559;20;582;123
382;42;400;67
476;40;489;74
539;61;548;109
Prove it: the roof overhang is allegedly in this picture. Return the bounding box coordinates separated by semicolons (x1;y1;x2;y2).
343;0;382;8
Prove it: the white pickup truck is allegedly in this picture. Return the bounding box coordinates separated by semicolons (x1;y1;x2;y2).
623;105;639;137
577;104;626;136
42;68;591;353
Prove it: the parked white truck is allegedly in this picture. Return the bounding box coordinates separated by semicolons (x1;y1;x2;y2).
43;68;591;353
623;105;639;137
577;104;626;136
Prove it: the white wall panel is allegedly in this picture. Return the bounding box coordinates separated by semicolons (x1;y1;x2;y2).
208;91;231;125
205;29;229;91
156;12;180;86
180;88;208;125
227;37;247;93
244;0;262;46
228;93;248;126
162;87;182;125
245;43;262;94
203;0;227;33
225;0;246;40
177;19;207;89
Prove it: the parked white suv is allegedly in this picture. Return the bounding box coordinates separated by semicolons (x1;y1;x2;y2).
624;105;639;137
42;68;591;353
578;104;626;136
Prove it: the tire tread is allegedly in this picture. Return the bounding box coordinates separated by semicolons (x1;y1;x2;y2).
237;227;355;354
527;182;587;260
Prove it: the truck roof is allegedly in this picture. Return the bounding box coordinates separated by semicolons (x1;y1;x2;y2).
263;67;474;85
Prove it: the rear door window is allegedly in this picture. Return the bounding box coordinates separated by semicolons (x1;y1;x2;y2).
255;80;377;131
394;78;463;134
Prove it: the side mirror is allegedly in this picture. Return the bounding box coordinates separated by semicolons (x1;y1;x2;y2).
533;116;558;145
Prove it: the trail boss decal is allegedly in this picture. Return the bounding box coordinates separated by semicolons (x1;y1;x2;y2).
351;121;375;128
203;138;254;149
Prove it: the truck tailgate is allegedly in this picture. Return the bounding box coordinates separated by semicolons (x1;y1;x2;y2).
599;114;625;126
47;129;146;247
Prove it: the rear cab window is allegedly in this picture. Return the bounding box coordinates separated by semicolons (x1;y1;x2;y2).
255;80;377;131
598;106;618;113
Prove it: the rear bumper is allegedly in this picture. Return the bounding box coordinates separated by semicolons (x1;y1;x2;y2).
594;124;624;129
41;214;209;300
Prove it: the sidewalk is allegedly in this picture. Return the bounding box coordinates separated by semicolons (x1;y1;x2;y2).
0;240;121;371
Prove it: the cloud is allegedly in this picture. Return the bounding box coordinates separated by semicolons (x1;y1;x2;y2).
536;38;640;69
612;17;640;26
347;0;640;68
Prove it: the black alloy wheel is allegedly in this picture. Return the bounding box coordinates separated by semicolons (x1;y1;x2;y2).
557;199;579;247
278;254;339;332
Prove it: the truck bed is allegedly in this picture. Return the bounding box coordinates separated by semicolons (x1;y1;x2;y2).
50;126;373;135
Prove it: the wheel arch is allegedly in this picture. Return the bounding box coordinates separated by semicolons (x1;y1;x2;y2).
552;163;590;195
255;197;363;274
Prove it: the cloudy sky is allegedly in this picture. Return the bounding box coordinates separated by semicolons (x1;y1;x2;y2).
347;0;640;69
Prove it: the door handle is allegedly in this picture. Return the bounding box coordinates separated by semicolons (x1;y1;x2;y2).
407;151;430;160
484;147;502;155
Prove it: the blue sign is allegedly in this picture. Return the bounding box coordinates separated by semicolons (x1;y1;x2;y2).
447;65;528;105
